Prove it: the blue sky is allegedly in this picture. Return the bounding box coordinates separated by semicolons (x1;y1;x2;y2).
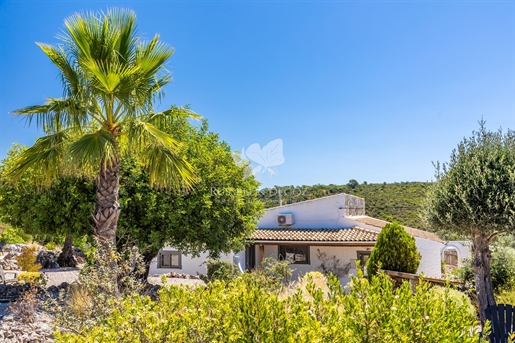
0;1;514;188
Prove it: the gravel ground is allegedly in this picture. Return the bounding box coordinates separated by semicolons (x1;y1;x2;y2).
0;270;205;321
41;268;80;287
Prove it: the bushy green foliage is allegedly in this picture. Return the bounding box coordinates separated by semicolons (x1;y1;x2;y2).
367;222;420;277
55;271;481;343
44;242;57;250
16;245;41;272
453;245;515;294
258;257;293;283
0;226;31;244
17;272;45;285
206;259;239;283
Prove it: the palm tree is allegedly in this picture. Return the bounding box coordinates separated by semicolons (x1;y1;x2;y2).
4;9;197;264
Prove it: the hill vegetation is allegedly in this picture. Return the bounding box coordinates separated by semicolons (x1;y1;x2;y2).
258;180;431;230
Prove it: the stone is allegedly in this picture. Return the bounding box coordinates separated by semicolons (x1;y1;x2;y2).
37;250;60;269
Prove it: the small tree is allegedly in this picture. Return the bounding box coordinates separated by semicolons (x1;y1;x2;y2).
367;222;420;277
424;121;515;325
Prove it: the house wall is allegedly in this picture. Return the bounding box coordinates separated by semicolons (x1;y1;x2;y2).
259;194;365;229
148;248;246;276
415;237;445;278
255;244;373;286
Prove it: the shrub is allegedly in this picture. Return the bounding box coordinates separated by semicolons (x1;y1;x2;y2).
428;285;476;317
44;243;146;334
44;242;57;250
453;245;515;294
0;226;31;244
55;271;482;343
367;222;421;277
8;286;39;324
205;259;239;283
16;244;42;272
17;271;45;285
258;257;292;282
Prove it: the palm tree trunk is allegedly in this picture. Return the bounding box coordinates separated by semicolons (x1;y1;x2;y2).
473;234;496;326
93;159;121;276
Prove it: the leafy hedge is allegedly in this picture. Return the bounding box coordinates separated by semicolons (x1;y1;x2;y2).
56;271;481;343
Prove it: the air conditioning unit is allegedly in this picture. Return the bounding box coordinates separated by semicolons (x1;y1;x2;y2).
277;214;294;226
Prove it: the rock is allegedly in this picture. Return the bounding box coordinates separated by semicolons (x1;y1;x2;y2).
72;247;87;264
37;250;60;269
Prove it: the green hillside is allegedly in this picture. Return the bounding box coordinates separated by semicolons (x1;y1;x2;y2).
258;181;431;230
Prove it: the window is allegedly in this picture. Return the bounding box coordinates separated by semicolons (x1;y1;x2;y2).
357;251;371;275
279;245;309;264
357;251;371;267
158;251;182;269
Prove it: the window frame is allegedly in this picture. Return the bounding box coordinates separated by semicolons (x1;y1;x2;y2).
279;245;310;264
158;251;182;269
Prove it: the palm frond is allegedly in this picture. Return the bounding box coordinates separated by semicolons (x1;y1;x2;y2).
68;130;118;171
141;145;197;190
12;98;89;132
160;105;202;120
37;43;81;96
2;132;69;184
130;120;182;151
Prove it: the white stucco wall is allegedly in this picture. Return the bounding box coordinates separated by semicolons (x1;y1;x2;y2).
149;248;245;276
259;194;364;229
415;237;444;278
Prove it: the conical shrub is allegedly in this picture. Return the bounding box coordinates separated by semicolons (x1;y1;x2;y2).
367;222;420;277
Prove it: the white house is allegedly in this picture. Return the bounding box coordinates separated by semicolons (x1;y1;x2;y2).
150;193;445;285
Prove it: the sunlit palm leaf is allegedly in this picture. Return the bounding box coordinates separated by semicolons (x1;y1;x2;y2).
68;130;118;170
3;132;68;184
13;98;89;132
142;145;197;190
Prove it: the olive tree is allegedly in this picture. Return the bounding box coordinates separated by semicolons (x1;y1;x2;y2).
425;121;515;324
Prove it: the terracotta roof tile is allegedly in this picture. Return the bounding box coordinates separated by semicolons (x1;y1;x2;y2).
347;216;443;243
251;227;378;242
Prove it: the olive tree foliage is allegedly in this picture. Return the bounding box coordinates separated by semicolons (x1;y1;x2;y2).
366;222;420;277
117;118;264;271
424;121;515;324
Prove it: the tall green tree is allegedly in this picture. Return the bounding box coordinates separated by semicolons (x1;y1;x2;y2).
1;119;263;275
425;121;515;324
3;9;197;265
118;118;264;274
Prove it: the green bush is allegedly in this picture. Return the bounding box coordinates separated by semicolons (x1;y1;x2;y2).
17;271;45;285
55;271;482;343
206;259;239;283
453;245;515;294
0;226;31;244
367;222;421;277
44;242;57;250
16;244;41;272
